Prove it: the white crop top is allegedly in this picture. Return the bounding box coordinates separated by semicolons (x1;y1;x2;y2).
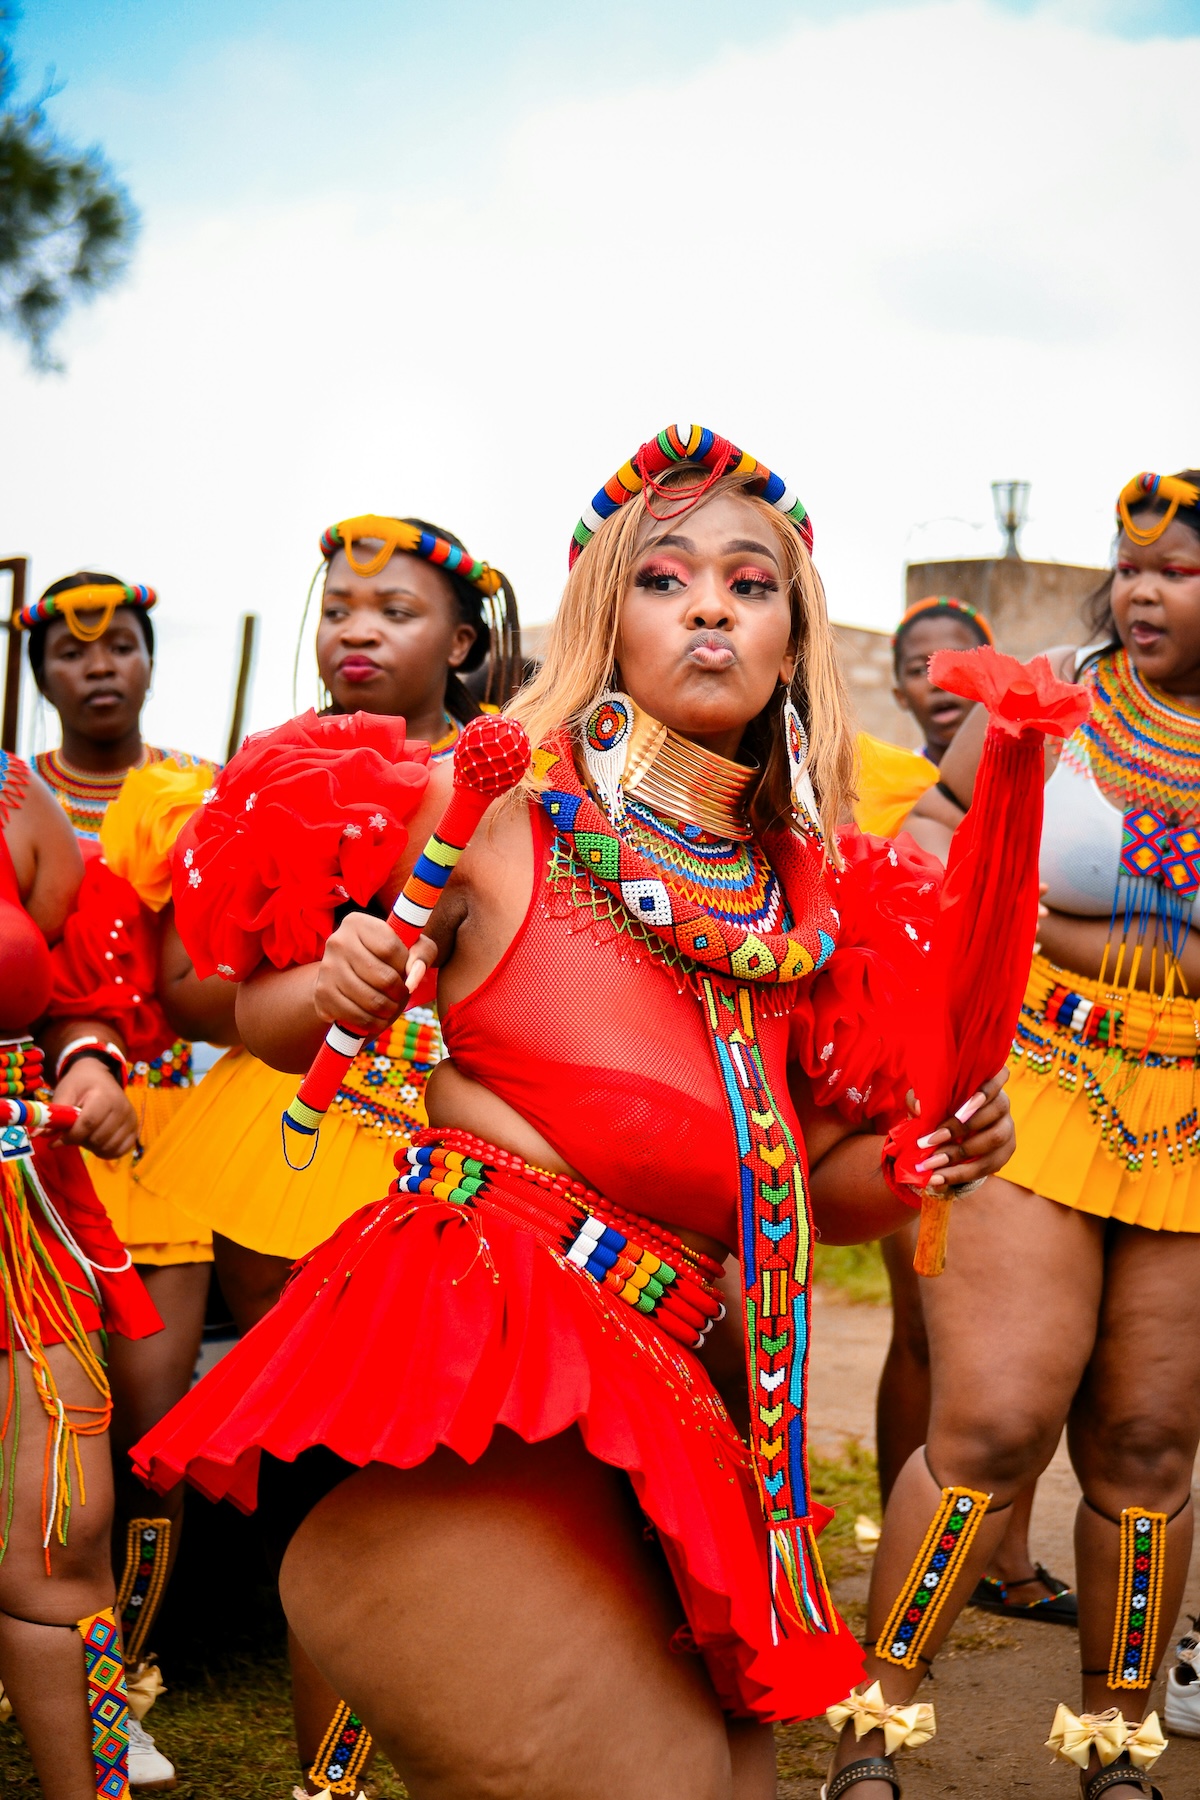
1039;650;1200;926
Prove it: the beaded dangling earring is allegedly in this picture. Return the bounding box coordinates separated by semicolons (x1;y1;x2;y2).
580;689;634;824
783;692;822;839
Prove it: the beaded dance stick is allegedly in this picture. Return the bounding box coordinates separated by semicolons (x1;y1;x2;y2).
282;715;531;1170
0;1099;80;1134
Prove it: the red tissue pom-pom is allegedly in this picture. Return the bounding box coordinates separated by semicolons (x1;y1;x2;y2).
174;710;433;981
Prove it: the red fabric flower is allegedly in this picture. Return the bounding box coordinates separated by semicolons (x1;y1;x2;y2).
928;646;1091;740
49;858;174;1061
789;826;943;1132
174;710;432;981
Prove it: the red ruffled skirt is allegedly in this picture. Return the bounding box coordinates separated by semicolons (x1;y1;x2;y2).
135;1179;863;1720
0;1141;161;1351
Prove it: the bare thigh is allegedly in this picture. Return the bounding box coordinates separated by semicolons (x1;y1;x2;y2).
107;1262;210;1448
0;1336;115;1621
922;1179;1105;1495
1070;1221;1200;1509
280;1428;740;1800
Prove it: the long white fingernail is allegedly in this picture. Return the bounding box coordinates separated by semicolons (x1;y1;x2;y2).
955;1091;986;1124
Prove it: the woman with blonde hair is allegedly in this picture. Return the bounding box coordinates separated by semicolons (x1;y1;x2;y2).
135;426;1016;1799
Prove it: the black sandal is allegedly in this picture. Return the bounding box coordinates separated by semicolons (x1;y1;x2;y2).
968;1563;1079;1626
1081;1753;1162;1800
822;1757;901;1800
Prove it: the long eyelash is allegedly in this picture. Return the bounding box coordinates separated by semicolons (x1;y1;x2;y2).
729;567;778;589
636;558;690;587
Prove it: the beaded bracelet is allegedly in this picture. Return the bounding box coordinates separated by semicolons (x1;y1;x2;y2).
54;1036;129;1089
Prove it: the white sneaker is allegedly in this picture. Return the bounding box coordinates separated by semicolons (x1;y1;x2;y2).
1164;1623;1200;1738
127;1715;178;1790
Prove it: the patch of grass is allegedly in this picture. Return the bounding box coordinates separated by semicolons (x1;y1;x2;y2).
813;1239;889;1305
809;1435;880;1580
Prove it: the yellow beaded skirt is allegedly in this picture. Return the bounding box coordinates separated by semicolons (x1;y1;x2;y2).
1004;952;1200;1232
130;1011;442;1262
86;1041;213;1266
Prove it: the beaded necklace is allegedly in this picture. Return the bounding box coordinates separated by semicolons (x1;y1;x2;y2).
1066;649;1200;821
1064;650;1200;970
35;745;198;841
535;733;838;1640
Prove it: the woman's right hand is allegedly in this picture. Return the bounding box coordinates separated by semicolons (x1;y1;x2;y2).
313;915;433;1031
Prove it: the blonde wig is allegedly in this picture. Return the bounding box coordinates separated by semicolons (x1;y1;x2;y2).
510;469;856;850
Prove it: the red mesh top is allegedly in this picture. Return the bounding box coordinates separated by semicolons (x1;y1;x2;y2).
441;803;800;1250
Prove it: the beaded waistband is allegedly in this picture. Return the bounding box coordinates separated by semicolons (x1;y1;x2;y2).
391;1128;725;1351
1025;953;1200;1059
0;1037;46;1100
129;1039;193;1090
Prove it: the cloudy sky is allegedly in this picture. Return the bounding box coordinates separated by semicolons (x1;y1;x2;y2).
4;0;1200;760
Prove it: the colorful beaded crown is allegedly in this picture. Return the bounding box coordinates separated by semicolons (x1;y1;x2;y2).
19;583;156;644
893;595;994;648
569;424;813;568
1117;473;1200;548
320;515;503;596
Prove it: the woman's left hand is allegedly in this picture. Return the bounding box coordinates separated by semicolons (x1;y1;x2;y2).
53;1057;139;1159
912;1066;1013;1189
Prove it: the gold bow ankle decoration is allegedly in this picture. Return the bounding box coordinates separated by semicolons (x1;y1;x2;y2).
1046;1705;1167;1771
827;1681;936;1755
125;1658;167;1722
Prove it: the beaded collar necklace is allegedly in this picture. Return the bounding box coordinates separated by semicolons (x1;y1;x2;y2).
36;745;156;841
1067;649;1200;821
622;704;757;842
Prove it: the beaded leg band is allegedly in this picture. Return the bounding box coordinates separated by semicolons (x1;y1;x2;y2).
393;1129;726;1351
876;1486;991;1668
79;1607;131;1799
116;1519;170;1667
1106;1506;1169;1690
306;1699;373;1797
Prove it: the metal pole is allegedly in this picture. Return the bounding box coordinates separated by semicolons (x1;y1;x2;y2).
0;558;28;754
226;612;258;763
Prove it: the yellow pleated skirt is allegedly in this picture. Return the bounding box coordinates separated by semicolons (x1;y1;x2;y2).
130;1047;413;1262
86;1083;213;1266
1004;952;1200;1233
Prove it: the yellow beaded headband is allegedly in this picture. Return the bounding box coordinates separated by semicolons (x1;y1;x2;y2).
1116;473;1200;547
320;515;503;596
19;583;156;643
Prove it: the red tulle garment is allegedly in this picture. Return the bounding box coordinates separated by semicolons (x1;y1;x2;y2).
0;823;159;1349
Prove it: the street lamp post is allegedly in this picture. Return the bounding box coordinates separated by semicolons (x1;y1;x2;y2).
991;480;1031;559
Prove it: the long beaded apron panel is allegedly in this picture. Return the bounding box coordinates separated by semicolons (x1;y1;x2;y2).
534;743;840;1641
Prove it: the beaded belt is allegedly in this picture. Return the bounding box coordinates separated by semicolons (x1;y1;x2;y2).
129;1038;193;1090
0;1036;45;1099
1043;982;1122;1047
392;1128;725;1350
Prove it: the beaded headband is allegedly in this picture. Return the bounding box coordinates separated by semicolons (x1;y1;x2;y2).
893;595;994;649
1115;471;1200;547
1116;473;1200;548
569;423;812;569
320;515;503;596
19;583;156;644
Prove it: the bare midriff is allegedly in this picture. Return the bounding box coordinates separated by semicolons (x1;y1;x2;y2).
425;1057;732;1267
1036;910;1200;992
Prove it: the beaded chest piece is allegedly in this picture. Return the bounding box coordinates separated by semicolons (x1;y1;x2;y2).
537;731;839;1638
1063;650;1200;973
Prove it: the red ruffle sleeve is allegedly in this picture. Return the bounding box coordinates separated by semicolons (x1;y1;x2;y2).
788;825;943;1131
172;710;432;981
48;857;174;1062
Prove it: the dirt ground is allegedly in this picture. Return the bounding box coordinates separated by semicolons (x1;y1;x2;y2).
794;1288;1200;1800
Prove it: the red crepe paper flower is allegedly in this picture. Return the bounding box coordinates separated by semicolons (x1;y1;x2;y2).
174;710;432;981
928;646;1091;740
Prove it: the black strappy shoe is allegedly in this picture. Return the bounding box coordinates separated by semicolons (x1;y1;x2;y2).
968;1563;1078;1626
821;1756;901;1800
1081;1753;1162;1800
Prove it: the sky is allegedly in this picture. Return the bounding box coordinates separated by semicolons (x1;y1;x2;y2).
3;0;1200;761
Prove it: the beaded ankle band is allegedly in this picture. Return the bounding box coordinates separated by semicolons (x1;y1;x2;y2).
392;1128;725;1350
